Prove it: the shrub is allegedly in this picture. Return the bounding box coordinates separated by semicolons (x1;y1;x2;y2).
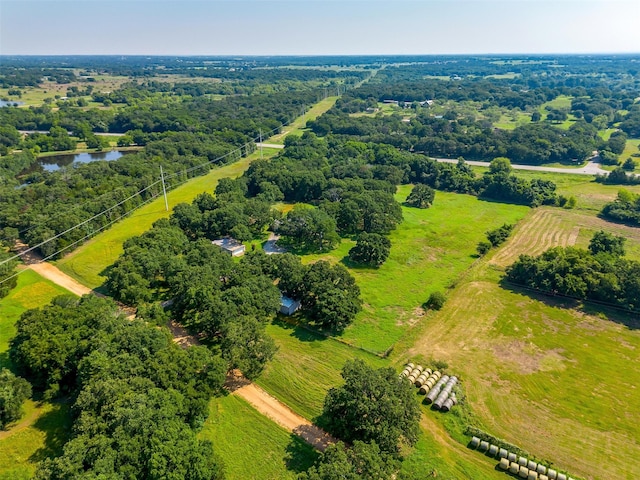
423;291;446;311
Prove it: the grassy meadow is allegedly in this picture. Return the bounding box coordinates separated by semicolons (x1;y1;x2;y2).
301;186;530;353
0;270;73;479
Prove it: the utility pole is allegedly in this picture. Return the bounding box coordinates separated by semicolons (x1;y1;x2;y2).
160;165;169;212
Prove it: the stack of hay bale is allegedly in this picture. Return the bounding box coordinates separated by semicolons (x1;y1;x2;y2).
468;436;575;480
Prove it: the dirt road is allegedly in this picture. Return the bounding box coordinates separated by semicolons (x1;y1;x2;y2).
29;262;91;296
226;373;336;452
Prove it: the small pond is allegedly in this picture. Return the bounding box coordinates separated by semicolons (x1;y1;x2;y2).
37;150;135;172
0;99;24;107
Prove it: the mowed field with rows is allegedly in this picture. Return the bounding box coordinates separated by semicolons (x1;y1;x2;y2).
491;206;640;267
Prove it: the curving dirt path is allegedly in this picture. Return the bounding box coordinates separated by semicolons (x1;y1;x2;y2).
225;371;336;452
29;262;91;296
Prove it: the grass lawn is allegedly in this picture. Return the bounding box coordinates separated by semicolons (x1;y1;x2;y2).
268;96;338;144
618;138;640;169
0;269;73;478
199;395;318;480
55;149;279;290
301;186;530;353
257;319;388;421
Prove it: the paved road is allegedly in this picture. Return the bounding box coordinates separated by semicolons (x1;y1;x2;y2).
435;158;610;176
19;130;122;137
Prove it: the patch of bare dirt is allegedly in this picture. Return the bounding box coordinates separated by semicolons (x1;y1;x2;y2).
29;263;92;297
227;373;337;452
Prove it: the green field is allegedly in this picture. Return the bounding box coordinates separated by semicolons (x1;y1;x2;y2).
199;395;318;480
267;96;338;144
301;186;529;353
0;269;73;478
391;203;640;480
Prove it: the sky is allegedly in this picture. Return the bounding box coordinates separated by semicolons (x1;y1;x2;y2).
1;0;639;56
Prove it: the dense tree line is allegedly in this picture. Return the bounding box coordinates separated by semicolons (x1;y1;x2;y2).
10;295;226;479
409;157;558;206
107;208;362;338
506;232;640;312
309;110;602;166
600;189;640;226
244;134;404;253
0;88;323;258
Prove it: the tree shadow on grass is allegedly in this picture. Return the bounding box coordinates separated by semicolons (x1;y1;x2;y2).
339;255;381;270
0;351;13;371
284;433;320;474
28;400;73;464
271;317;330;343
500;280;640;330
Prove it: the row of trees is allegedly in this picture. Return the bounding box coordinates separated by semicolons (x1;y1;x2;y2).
506;231;640;312
10;295;226;478
410;156;559;207
600;189;640;226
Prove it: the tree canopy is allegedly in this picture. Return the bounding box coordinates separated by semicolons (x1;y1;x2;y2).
348;232;391;267
10;295;226;479
0;368;32;429
322;360;420;454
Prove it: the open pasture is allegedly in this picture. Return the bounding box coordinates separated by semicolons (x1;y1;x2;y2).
491;206;640;267
394;196;640;479
302;186;529;353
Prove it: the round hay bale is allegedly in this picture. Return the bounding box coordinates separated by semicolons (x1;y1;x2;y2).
498;458;510;470
536;465;547;475
518;457;528;467
508;452;517;463
528;472;538;480
423;368;433;376
478;441;489;452
518;466;529;478
432;370;441;378
498;448;508;459
406;363;415;369
509;462;520;474
488;444;499;457
528;460;537;471
539;475;548;480
556;474;566;480
469;436;480;449
418;385;430;395
547;469;557;479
